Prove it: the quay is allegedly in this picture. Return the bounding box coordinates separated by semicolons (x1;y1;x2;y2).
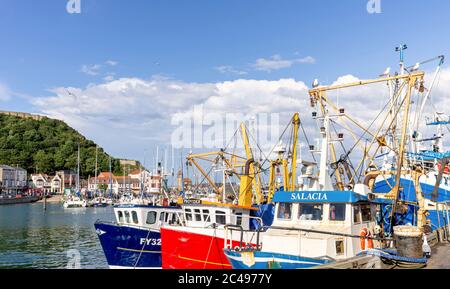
36;195;63;204
426;243;450;269
314;227;450;269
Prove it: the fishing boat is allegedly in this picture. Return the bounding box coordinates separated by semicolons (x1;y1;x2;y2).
362;52;450;233
225;51;450;268
160;198;265;269
222;108;388;268
95;159;183;269
94;203;181;269
160;119;304;269
223;187;388;269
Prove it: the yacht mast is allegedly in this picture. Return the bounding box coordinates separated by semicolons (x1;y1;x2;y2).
77;144;80;193
95;145;98;194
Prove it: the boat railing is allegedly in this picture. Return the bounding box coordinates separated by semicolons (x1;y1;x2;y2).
224;223;265;252
225;224;396;253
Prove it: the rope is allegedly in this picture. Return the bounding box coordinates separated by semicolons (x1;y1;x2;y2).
203;226;217;269
360;249;427;269
133;226;154;269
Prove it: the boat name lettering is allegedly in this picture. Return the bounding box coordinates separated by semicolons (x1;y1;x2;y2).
183;199;202;205
139;238;161;246
291;192;328;201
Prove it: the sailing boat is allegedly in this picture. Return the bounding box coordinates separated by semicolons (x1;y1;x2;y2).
91;146;110;207
63;144;87;208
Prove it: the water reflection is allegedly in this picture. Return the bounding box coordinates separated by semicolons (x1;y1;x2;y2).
0;203;113;269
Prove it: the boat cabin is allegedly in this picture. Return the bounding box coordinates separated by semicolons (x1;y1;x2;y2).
175;199;259;230
113;205;182;230
264;185;383;260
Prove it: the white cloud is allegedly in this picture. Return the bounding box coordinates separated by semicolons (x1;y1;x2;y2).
105;60;118;66
215;65;248;76
253;54;316;72
31;67;449;160
31;77;310;157
81;64;102;76
0;82;11;101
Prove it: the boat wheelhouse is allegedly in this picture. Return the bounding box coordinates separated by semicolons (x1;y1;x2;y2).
224;186;389;269
95;204;181;269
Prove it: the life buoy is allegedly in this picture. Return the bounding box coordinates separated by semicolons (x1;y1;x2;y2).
437;163;450;174
360;228;374;250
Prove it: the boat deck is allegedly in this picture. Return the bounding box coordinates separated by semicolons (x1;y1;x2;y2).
426;243;450;269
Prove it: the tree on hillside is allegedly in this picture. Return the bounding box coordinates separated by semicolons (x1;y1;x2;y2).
0;115;126;177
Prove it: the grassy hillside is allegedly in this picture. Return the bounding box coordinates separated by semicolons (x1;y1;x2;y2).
0;114;130;177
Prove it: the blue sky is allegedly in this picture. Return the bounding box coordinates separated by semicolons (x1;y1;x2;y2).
0;0;449;168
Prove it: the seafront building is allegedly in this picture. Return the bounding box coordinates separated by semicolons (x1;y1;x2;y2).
0;165;28;194
30;170;77;195
87;170;162;195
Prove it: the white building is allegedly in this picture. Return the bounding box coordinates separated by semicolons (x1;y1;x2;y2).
0;165;27;194
31;174;63;194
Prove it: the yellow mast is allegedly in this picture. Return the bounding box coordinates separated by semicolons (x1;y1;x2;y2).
290;113;300;191
240;123;263;204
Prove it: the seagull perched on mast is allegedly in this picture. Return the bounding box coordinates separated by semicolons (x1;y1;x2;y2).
312;79;319;88
380;67;391;77
410;62;420;72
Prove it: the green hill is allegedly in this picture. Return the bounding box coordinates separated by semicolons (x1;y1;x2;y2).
0;114;128;177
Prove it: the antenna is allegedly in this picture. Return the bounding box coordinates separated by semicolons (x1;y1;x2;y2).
180;150;185;197
395;44;408;74
171;146;175;177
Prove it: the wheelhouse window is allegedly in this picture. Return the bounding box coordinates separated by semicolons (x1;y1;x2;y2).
361;204;372;222
132;211;139;224
202;210;210;222
277;203;293;220
216;211;226;225
298;204;323;221
124;211;131;223
185;209;193;221
146;211;157;225
235;212;243;226
170;213;179;225
353;205;362;224
329;204;346;221
194;209;202;222
117;211;124;223
159;212;165;222
165;213;169;223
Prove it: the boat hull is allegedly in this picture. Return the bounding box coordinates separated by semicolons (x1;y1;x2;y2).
0;196;40;206
161;227;254;269
94;222;162;269
375;176;450;231
224;249;330;269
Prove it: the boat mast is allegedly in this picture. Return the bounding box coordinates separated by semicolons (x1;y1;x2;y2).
109;157;113;198
94;148;98;194
77;144;80;194
413;55;445;153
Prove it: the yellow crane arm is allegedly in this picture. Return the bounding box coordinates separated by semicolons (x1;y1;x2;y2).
240;123;263;203
290;113;300;191
188;158;222;194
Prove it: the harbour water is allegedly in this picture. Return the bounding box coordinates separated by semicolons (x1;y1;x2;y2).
0;203;114;269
